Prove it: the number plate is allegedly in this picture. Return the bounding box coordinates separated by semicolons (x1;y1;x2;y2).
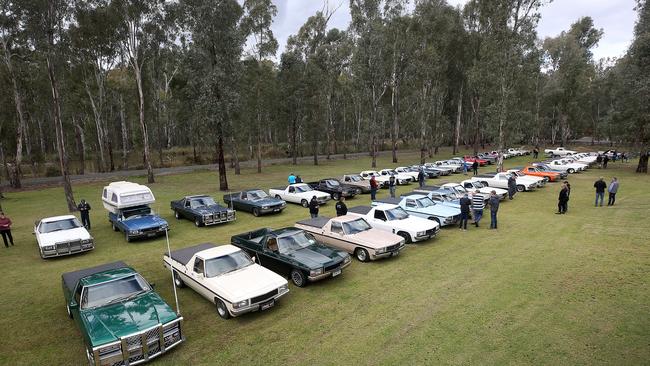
260;299;275;311
332;269;341;277
273;208;280;212
147;233;156;237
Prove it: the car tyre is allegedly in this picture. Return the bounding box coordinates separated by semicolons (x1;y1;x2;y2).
215;298;231;319
355;248;369;262
173;271;185;288
125;232;131;242
301;199;309;208
86;348;95;366
290;269;307;287
275;195;282;199
516;184;525;192
543;176;550;182
66;304;73;319
174;210;180;220
397;231;412;244
194;218;202;227
252;207;260;217
332;193;340;201
567;168;575;174
112;223;119;232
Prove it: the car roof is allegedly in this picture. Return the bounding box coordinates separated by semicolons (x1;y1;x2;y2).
41;215;77;223
197;244;241;259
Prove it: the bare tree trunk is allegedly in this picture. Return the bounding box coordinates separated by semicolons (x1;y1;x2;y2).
134;66;154;183
471;95;481;156
119;94;129;169
85;82;106;172
216;133;228;190
291;117;297;165
72;116;86;175
454;82;463;155
231;136;240;175
2;38;25;188
637;151;648;173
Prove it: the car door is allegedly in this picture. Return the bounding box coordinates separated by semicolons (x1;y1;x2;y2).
257;237;289;276
327;221;351;253
182;200;193;219
371;209;391;232
188;257;212;300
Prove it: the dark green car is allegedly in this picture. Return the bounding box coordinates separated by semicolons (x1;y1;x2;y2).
231;227;352;287
62;261;184;366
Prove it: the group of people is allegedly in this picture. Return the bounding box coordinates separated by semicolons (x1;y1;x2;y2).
458;190;501;230
287;173;304;184
308;195;348;218
557;176;619;214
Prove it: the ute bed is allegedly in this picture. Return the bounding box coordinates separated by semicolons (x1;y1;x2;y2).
296;217;330;229
164;243;215;265
347;206;372;215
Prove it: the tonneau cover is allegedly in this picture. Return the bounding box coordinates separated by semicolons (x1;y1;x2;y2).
296;217;330;229
374;197;401;205
164;243;215;265
414;185;441;191
348;206;372;215
401;192;427;197
62;261;129;292
476;173;497;177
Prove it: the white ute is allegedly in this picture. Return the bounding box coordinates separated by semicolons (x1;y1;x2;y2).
164;243;289;319
544;147;577;157
34;215;94;259
378;169;412;185
346;204;439;243
269;183;330;207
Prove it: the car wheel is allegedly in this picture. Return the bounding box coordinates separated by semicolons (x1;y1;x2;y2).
397;231;412;244
516;184;525;192
567;168;575;174
252;207;260;217
355;248;369;262
66;304;73;319
112;223;119;232
275;195;282;199
481;181;489;187
355;188;362;195
215;298;231;319
301;199;309;208
332;193;340;201
173;271;185;288
543;176;550;182
290;269;307;287
125;232;131;242
86;348;95;366
194;218;202;227
174;210;180;220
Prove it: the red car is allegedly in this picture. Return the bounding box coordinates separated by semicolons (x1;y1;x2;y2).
463;156;489;166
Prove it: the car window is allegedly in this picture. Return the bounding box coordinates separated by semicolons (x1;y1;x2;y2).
102;189;107;199
204;251;253;277
386;207;409;220
82;274;150;309
193;258;204;275
39;218;83;233
331;221;343;234
277;232;316;253
417;197;435;208
288;186;295;193
406;200;417;208
374;210;387;221
343;219;372;234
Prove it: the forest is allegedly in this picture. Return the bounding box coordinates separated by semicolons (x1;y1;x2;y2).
1;0;648;210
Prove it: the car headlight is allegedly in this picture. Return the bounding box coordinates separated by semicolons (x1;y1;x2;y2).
233;299;250;309
375;247;387;254
97;342;121;356
81;239;92;244
310;268;323;276
281;202;286;206
417;231;426;237
279;284;289;293
399;239;406;245
160;225;168;231
43;245;55;251
130;230;142;235
343;255;351;263
262;206;270;210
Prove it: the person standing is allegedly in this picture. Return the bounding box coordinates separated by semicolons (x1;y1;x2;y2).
564;181;571;212
335;196;348;216
603;155;609;169
309;196;320;218
388;175;396;198
557;182;569;214
472;161;479;176
370;175;378;201
594;177;607;207
459;194;471;231
77;199;92;230
507;174;517;200
533;147;539;159
463;161;468;175
417;169;425;188
488;191;500;229
596;154;602;168
607;177;619;206
0;212;14;247
471;190;485;227
295;175;303;183
288;173;296;184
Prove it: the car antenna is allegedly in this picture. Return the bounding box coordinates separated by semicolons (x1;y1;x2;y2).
165;228;181;315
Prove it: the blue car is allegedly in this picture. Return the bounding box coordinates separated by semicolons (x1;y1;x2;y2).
109;205;169;242
405;189;460;209
372;195;461;227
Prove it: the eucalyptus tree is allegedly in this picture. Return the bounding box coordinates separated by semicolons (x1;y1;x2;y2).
278;48;306;165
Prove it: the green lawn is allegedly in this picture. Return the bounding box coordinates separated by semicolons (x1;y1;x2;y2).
0;150;648;366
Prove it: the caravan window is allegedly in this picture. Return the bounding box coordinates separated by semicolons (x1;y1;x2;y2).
103;189;107;199
111;193;118;202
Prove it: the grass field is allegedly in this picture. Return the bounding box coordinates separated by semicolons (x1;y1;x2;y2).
0;150;648;366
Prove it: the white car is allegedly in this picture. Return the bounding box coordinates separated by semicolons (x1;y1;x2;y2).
360;170;391;186
269;184;330;207
507;148;525;156
164;243;289;319
548;159;587;173
470;172;537;192
34;215;94;259
574;153;597;165
507;169;546;188
437;182;489;202
460;180;509;200
347;204;439;243
378;169;412;185
431;161;464;173
544;147;577;156
395;166;421;181
490;150;513;159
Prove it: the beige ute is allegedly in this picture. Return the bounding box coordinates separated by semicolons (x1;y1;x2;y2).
294;215;405;262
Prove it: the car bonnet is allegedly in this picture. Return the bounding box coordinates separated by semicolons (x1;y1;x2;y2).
37;227;91;246
206;264;287;302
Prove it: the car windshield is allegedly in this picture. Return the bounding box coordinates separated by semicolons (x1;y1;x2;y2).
348;175;362;182
294;185;312;193
471;181;483;188
437;193;454;201
123;207;152;220
417;197;436;208
326;180;340;187
39;218;82;233
248;190;268;199
82;274;151;309
190;197;216;208
204;251;253;277
278;232;317;253
387;170;398;175
343;218;372;235
386;207;409;220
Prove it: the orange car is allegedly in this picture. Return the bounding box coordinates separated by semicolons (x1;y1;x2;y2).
520;166;562;182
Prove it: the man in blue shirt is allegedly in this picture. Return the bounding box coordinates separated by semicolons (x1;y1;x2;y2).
288;173;296;184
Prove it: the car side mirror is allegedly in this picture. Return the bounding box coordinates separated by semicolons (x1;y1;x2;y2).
251;256;256;263
69;301;79;310
149;283;156;289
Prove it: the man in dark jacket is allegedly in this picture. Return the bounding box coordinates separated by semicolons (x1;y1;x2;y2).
335;197;348;216
309;196;320;218
417;169;425;187
0;212;14;247
77;199;92;229
388;176;396;198
370;175;378;201
557;183;569;214
472;161;479;175
488;191;500;229
602;155;609;168
507;175;517;200
459;194;471;231
594;177;606;206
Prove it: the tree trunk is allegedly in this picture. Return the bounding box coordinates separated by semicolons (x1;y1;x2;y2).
85;83;106;172
134;65;154;183
119;94;129;170
216;133;228;190
2;36;25;189
231;136;240;175
391;82;399;163
454;82;463;155
47;53;76;212
637;151;648;173
72;116;86;175
471;95;481;156
291;117;297;165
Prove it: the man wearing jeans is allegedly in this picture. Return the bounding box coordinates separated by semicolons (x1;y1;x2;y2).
471;190;485;227
459;194;471;231
594;177;606;207
607;177;619;206
488;191;500;229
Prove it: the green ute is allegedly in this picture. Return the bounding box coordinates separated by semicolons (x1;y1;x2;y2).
62;261;184;366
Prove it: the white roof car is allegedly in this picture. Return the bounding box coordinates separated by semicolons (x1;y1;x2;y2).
34;215;94;259
549;159;587;173
378;169;412;184
359;170;391;183
102;181;155;213
268;184;331;207
395;167;420;180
